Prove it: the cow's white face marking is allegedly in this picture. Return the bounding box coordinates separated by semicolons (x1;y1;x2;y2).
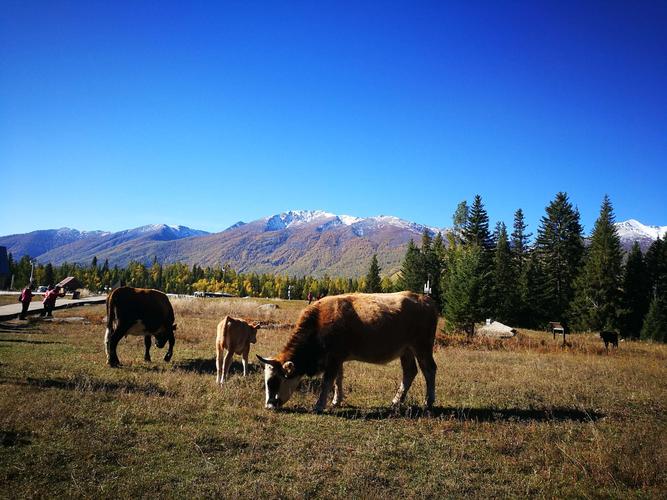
263;364;301;409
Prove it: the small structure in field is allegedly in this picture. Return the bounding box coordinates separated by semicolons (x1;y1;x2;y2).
478;320;517;338
56;277;84;298
548;321;567;345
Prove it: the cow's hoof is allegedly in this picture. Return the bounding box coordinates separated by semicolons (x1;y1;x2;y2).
164;354;173;362
144;357;152;363
313;406;325;414
107;360;121;368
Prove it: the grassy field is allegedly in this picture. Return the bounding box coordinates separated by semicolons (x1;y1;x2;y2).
1;297;665;498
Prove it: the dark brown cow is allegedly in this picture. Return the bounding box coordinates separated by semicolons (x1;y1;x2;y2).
257;291;438;413
600;331;619;351
105;287;176;367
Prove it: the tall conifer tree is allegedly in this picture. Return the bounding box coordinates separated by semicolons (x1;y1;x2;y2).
619;242;650;338
492;222;516;323
398;240;424;292
365;254;382;293
535;192;584;324
463;195;493;250
571;195;623;330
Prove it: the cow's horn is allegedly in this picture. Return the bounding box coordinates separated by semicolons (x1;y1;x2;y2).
256;354;272;365
282;361;295;377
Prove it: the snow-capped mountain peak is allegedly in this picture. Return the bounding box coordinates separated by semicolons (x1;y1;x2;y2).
615;219;667;241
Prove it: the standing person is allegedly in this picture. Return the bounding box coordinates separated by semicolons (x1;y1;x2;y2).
41;285;65;317
19;283;34;320
307;291;313;305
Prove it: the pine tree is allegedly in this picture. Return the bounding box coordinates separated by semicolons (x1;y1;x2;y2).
522;250;547;328
44;263;55;287
397;240;425;292
463;195;493;250
492;222;516;323
645;235;667;303
535;192;584;324
619;242;650;338
442;245;486;336
452;200;469;244
510;208;532;275
365;254;382;293
571;195;623;331
640;297;667;342
420;229;443;306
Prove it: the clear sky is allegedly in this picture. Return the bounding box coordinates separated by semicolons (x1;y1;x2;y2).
1;1;666;236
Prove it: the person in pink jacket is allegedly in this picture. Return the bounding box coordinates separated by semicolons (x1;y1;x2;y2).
41;285;65;317
19;284;34;320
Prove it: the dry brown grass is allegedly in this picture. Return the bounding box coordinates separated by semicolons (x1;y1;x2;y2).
0;298;665;498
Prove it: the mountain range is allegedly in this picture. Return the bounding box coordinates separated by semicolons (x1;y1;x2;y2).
0;211;664;278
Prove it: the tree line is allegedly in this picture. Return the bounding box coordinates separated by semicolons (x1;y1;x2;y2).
6;255;382;301
394;192;667;342
5;192;666;342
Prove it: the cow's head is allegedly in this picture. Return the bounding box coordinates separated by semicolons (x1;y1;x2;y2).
155;324;177;348
256;355;302;410
249;322;260;344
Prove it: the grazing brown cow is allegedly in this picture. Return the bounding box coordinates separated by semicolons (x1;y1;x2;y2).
105;287;176;367
257;291;438;413
216;316;260;384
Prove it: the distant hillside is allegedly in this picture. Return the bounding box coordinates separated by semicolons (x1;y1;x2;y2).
1;212;664;278
0;228;108;259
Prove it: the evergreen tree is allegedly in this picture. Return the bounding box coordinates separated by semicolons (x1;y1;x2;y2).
452;200;469;244
397;239;425;292
640;297;667;342
420;229;443;306
463;195;493;250
492;222;517;323
442;245;486;336
571;195;623;331
619;242;650;338
365;254;382;293
44;263;55;287
645;235;667;303
535;192;584;324
522;250;548;328
510;208;532;275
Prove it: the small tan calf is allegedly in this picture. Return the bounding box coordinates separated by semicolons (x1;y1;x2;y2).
215;316;260;385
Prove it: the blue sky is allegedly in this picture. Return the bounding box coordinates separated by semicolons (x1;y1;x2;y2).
1;1;666;236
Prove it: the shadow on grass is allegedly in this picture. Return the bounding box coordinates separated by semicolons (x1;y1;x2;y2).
0;338;62;345
0;321;41;334
280;405;604;422
175;358;261;376
0;430;32;447
0;376;172;397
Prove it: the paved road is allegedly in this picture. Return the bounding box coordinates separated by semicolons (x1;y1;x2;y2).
0;295;107;321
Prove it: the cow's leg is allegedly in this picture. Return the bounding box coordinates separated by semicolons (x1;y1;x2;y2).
392;351;418;406
241;345;250;377
332;365;344;407
144;335;152;362
221;349;234;382
416;351;437;409
105;324;127;367
164;334;174;362
314;362;340;413
216;346;223;385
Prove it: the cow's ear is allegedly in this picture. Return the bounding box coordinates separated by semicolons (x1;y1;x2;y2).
282;361;295;377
